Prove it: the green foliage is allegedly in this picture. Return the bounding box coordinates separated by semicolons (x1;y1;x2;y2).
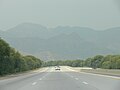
0;38;120;76
85;55;120;69
0;38;42;75
0;38;11;75
42;60;85;67
43;54;120;70
102;61;111;69
91;55;104;69
84;58;92;67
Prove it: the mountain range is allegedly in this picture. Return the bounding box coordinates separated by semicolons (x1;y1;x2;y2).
0;23;120;60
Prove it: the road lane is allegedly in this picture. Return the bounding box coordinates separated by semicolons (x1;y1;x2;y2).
20;67;98;90
0;67;50;90
63;66;120;90
0;66;119;90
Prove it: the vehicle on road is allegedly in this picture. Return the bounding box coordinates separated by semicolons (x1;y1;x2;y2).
55;66;61;70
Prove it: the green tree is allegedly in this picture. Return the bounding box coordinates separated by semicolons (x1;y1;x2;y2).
0;38;11;75
90;55;104;69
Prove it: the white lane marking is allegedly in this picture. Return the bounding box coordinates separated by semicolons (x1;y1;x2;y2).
42;74;48;79
32;82;37;85
38;72;49;81
83;82;88;85
75;78;79;80
66;66;120;80
39;78;42;80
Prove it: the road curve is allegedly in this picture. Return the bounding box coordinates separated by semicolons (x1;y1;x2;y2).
0;66;120;90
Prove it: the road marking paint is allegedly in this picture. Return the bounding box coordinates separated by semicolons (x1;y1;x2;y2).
83;82;88;85
32;82;37;85
42;75;47;79
39;78;42;80
66;67;120;80
39;73;49;80
75;78;79;80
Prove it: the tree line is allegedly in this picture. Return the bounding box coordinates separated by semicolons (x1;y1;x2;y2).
0;38;42;75
43;60;84;67
0;38;120;76
43;55;120;69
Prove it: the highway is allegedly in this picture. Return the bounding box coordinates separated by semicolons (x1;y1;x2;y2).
0;66;120;90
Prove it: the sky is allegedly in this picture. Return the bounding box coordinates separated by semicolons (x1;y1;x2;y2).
0;0;120;30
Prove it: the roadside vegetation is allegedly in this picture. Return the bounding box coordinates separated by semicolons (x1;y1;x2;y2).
43;55;120;69
0;38;42;76
0;38;120;76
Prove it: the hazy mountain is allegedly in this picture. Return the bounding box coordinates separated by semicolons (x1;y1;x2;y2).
2;23;53;39
1;23;120;60
52;26;99;42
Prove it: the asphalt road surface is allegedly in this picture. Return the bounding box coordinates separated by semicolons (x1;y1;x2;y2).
0;66;120;90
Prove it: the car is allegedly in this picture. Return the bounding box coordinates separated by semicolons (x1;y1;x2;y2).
55;66;60;70
55;68;60;70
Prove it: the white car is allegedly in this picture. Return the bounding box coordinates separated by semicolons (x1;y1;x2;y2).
55;66;60;70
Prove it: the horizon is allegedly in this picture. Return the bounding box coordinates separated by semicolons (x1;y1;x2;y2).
1;22;120;31
0;0;120;30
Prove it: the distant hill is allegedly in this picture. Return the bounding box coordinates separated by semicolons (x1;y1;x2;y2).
2;23;52;39
1;23;120;60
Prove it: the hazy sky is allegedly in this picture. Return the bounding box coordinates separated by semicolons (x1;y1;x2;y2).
0;0;120;30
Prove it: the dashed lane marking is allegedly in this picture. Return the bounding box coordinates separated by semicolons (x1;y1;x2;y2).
32;82;37;85
66;67;120;80
39;78;42;80
75;78;79;80
83;82;88;85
